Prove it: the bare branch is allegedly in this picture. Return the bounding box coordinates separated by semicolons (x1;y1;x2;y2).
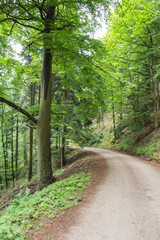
8;22;16;36
0;17;41;31
94;64;120;81
17;0;33;17
0;97;37;124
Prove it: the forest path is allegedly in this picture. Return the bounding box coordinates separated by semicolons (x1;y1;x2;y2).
60;147;160;240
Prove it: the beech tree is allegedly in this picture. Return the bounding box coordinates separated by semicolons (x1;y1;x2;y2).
0;0;110;189
101;0;160;137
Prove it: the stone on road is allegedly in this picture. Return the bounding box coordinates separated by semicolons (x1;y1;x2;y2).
62;148;160;240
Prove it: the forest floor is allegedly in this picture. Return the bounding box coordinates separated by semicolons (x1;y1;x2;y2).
0;148;107;239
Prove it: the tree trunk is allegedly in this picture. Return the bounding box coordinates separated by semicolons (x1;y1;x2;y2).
15;116;19;180
37;6;56;189
28;127;33;181
37;47;52;189
112;102;116;139
61;125;67;167
148;27;159;130
28;83;35;181
24;127;28;166
1;104;8;188
11;116;14;187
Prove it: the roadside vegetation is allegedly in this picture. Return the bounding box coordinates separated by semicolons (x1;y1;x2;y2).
0;149;95;240
91;115;160;163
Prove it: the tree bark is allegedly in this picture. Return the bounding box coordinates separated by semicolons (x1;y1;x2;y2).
24;127;28;166
15;116;19;181
1;104;8;188
37;6;56;189
28;127;33;181
61;125;67;167
37;46;52;189
28;83;35;181
11;115;14;187
148;27;159;130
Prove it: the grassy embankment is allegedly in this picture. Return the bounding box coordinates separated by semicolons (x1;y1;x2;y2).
0;149;94;240
91;115;160;163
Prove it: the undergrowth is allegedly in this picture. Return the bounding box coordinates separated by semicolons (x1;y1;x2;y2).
132;138;159;159
0;172;90;240
94;125;160;160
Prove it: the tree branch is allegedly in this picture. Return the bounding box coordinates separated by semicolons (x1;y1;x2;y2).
0;97;37;124
93;64;120;81
17;0;33;17
0;18;41;31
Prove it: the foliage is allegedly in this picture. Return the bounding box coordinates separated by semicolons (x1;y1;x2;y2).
132;136;159;159
0;172;90;240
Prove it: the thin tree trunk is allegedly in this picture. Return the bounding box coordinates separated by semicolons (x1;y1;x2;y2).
28;83;35;181
112;102;116;139
15;116;19;181
156;81;160;111
24;127;28;166
61;125;66;167
28;127;33;181
38;85;41;105
111;93;116;139
1;104;8;188
11;116;14;187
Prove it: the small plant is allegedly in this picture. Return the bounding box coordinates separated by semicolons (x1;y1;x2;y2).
132;137;159;159
0;172;90;240
53;168;65;177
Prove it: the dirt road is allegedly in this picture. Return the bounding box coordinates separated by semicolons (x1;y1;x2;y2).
62;147;160;240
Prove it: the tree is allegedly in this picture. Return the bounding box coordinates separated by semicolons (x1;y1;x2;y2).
101;0;160;137
0;0;110;189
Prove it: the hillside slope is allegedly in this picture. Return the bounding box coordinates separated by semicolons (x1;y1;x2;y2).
91;114;160;165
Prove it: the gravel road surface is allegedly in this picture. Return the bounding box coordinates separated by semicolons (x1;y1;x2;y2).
62;147;160;240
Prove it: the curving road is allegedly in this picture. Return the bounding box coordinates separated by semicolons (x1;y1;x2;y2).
63;147;160;240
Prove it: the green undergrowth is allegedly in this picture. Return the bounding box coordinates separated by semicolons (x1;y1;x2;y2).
132;135;159;159
94;126;160;160
0;172;90;240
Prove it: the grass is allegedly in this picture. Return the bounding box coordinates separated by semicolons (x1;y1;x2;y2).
0;172;90;240
95;126;160;160
132;138;159;159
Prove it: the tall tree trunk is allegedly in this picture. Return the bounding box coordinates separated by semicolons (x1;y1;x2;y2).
61;125;66;167
15;116;19;180
11;116;14;187
1;104;8;188
37;47;52;189
28;127;33;181
37;6;56;189
148;27;158;130
156;80;160;111
28;83;35;181
111;93;116;139
24;127;28;166
112;102;116;139
38;85;41;105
